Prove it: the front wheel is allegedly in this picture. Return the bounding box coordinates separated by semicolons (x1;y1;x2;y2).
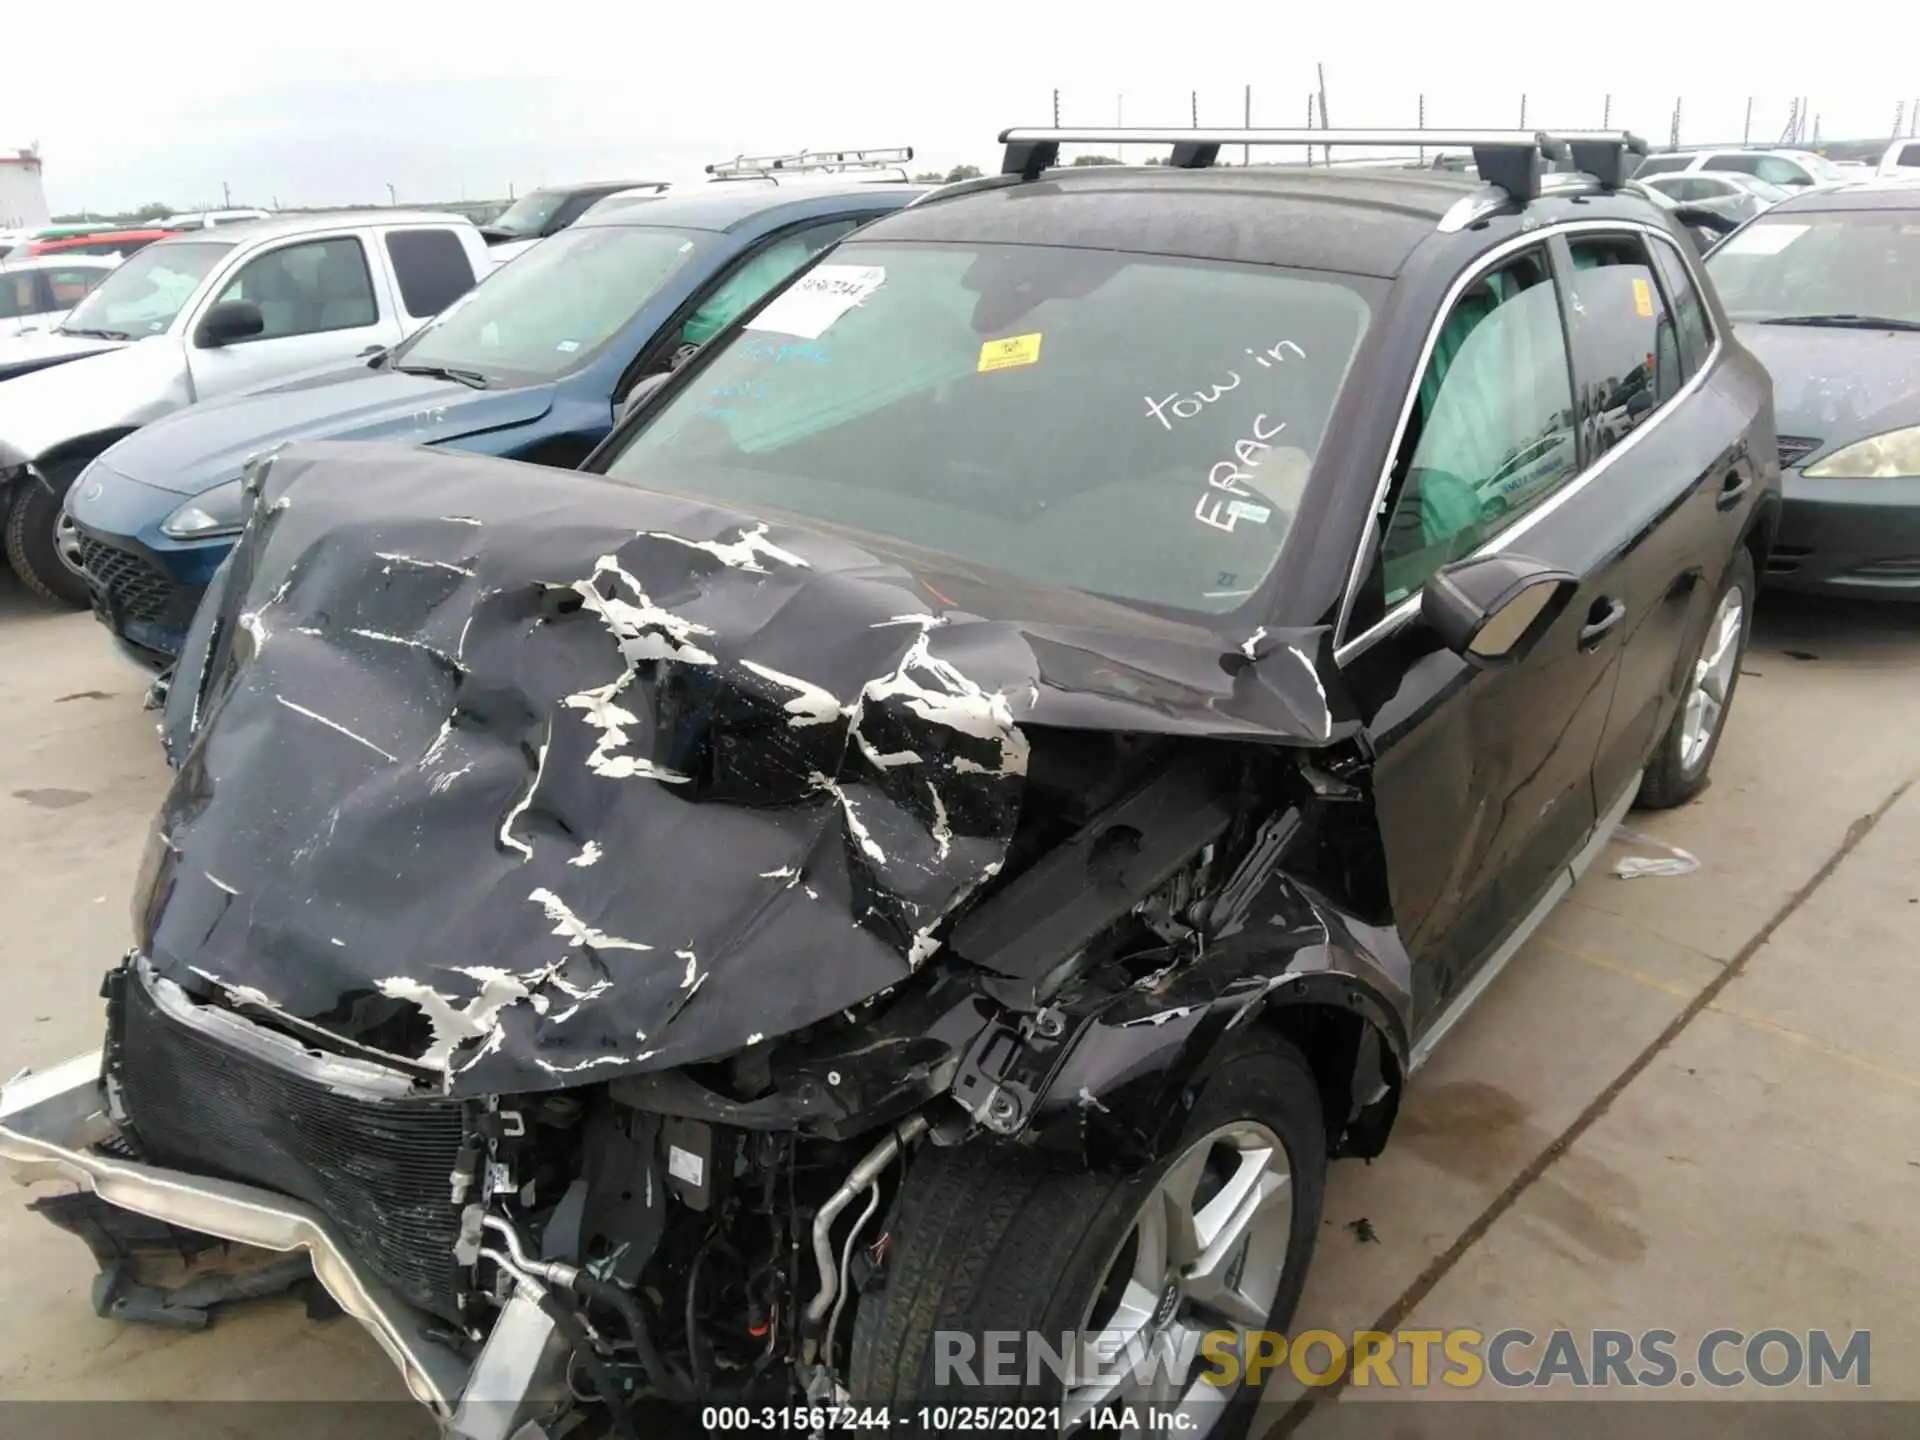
850;1035;1327;1439
1636;547;1755;810
5;460;92;607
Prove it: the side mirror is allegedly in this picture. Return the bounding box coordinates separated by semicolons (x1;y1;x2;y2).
618;371;674;423
195;298;265;348
1421;554;1578;668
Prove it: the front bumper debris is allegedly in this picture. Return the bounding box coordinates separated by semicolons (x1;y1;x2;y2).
0;1050;534;1424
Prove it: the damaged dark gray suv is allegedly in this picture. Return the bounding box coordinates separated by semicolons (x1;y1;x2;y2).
2;128;1778;1439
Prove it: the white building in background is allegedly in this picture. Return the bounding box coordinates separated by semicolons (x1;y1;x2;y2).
0;149;51;229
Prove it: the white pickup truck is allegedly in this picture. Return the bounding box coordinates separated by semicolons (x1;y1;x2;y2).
0;210;492;603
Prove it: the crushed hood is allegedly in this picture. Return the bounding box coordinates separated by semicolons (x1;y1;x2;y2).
146;444;1348;1095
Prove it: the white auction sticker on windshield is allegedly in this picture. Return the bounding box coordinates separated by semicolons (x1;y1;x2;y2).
748;265;886;340
1722;224;1809;256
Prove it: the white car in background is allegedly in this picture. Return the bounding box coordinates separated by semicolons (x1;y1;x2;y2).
0;257;120;339
1634;147;1849;190
1878;139;1920;179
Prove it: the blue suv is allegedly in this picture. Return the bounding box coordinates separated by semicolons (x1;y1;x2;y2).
66;178;922;667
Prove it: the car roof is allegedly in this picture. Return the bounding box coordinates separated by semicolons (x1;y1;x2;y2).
149;210;477;246
867;165;1512;279
575;181;928;234
1768;179;1920;213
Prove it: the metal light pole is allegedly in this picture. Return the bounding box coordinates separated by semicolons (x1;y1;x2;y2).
1243;84;1251;166
1602;93;1611;129
1317;63;1330;166
1519;93;1528;128
1743;97;1753;145
1052;88;1060;126
1419;93;1426;164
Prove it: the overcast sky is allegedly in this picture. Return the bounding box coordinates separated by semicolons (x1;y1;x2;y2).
7;1;1916;213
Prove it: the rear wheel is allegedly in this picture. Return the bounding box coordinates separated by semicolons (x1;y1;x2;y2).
850;1035;1327;1438
1636;547;1755;810
5;459;92;607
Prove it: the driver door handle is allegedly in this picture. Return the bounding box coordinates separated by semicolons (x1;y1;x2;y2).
1579;597;1627;650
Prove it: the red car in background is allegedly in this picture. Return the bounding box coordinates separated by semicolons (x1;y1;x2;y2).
26;229;173;259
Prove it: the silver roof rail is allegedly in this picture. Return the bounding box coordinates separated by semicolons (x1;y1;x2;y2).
707;146;916;183
996;127;1649;203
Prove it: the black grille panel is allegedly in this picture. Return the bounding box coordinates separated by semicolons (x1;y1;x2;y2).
116;970;468;1320
1777;435;1823;470
77;536;181;624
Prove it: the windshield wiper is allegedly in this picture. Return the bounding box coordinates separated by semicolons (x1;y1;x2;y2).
392;363;490;389
1758;313;1920;332
57;326;133;341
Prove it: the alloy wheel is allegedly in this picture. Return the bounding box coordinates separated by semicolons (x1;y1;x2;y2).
53;512;88;579
1680;586;1744;772
1062;1121;1293;1436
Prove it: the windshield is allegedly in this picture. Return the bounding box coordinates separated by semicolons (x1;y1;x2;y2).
58;241;232;338
600;241;1380;616
392;224;708;385
1708;210;1920;326
482;191;566;239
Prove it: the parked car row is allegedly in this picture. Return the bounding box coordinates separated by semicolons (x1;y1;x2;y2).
0;256;119;340
0;126;1906;1440
0;209;271;262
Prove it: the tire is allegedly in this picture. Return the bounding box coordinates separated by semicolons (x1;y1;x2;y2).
5;459;91;607
1636;547;1755;811
850;1035;1327;1438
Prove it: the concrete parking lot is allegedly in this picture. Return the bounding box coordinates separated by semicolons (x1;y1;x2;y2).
0;573;1912;1431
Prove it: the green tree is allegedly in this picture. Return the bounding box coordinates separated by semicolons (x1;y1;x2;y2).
1071;155;1121;166
944;164;983;182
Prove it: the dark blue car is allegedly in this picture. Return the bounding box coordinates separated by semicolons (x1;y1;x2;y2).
66;179;923;667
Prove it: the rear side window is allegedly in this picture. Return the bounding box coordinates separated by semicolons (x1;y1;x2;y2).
1897;144;1920;168
1648;240;1712;379
1369;247;1578;614
1566;235;1681;457
385;229;477;318
1635;156;1690;177
1709;154;1763;177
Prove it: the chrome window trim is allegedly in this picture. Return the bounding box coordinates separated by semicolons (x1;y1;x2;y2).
1333;217;1725;666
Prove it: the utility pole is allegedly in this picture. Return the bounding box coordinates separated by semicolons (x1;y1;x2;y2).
1669;97;1682;149
1243;84;1251;166
1897;102;1907;141
1192;90;1199;128
1742;97;1753;146
222;180;231;208
387;182;397;206
1602;93;1611;129
1418;93;1426;164
1305;94;1316;165
1316;63;1330;166
1052;88;1060;126
1518;93;1528;128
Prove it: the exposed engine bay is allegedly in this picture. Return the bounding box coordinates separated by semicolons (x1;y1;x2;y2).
22;445;1418;1435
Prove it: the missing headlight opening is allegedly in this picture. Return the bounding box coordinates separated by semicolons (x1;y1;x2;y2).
17;442;1413;1434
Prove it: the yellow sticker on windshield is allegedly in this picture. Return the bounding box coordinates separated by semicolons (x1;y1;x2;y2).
1632;277;1654;318
979;333;1043;373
